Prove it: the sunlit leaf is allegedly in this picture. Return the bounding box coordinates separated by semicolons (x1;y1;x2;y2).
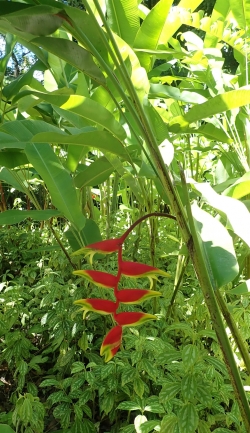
25;143;85;231
192;202;239;289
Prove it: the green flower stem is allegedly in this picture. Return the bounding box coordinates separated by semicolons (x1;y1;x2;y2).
120;212;177;243
216;289;250;375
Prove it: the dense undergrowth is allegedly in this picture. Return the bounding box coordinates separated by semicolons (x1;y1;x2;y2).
0;218;249;433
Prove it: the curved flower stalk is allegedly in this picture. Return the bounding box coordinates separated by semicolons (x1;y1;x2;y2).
73;213;173;361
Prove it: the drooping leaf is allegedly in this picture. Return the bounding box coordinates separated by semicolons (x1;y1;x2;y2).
149;83;207;104
143;97;170;145
229;280;250;295
32;37;106;85
4;13;64;37
0;119;62;142
32;130;127;158
0;210;62;225
0;167;26;192
74;157;114;189
223;171;250;199
25;143;85;231
171;87;250;127
14;91;126;141
192;202;239;290
65;218;102;251
0;150;28;168
0;33;16;85
191;181;250;248
229;0;250;31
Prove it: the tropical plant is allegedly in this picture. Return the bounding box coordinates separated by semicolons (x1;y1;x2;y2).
1;0;250;432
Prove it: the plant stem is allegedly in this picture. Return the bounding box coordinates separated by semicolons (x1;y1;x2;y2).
167;255;189;316
49;223;77;270
216;289;250;374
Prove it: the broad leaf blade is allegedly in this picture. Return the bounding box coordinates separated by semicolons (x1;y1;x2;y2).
192;181;250;248
229;0;250;31
133;0;173;71
32;131;127;158
192;202;239;289
0;150;29;168
32;37;106;85
74;157;114;188
14;91;126;141
25;143;85;231
0;209;62;225
106;0;139;46
223;171;250;199
172;87;250;127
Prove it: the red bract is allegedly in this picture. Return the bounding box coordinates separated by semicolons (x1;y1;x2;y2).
74;298;117;315
117;289;161;304
114;312;157;327
100;325;123;362
73;269;118;288
120;261;170;278
72;238;122;257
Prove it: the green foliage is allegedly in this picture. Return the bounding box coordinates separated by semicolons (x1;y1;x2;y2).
1;0;250;431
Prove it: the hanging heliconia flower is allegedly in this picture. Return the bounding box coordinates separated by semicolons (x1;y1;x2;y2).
73;212;174;361
73;269;118;288
100;326;123;362
74;298;117;315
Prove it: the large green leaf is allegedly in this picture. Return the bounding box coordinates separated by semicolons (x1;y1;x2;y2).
223;171;250;199
229;0;250;31
14;91;126;141
171;87;250;127
0;119;61;141
0;209;62;225
32;130;127;158
192;203;239;289
149;83;207;104
3;60;46;100
160;415;178;433
229;279;250;295
0;33;16;84
158;0;204;45
204;0;230;48
0;167;26;192
106;0;139;46
191;181;250;248
65;218;102;251
64;5;109;64
0;4;66;36
133;0;173;71
25;143;85;231
0;150;29;168
74;157;114;189
143;97;170;145
0;425;15;433
32;37;106;85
